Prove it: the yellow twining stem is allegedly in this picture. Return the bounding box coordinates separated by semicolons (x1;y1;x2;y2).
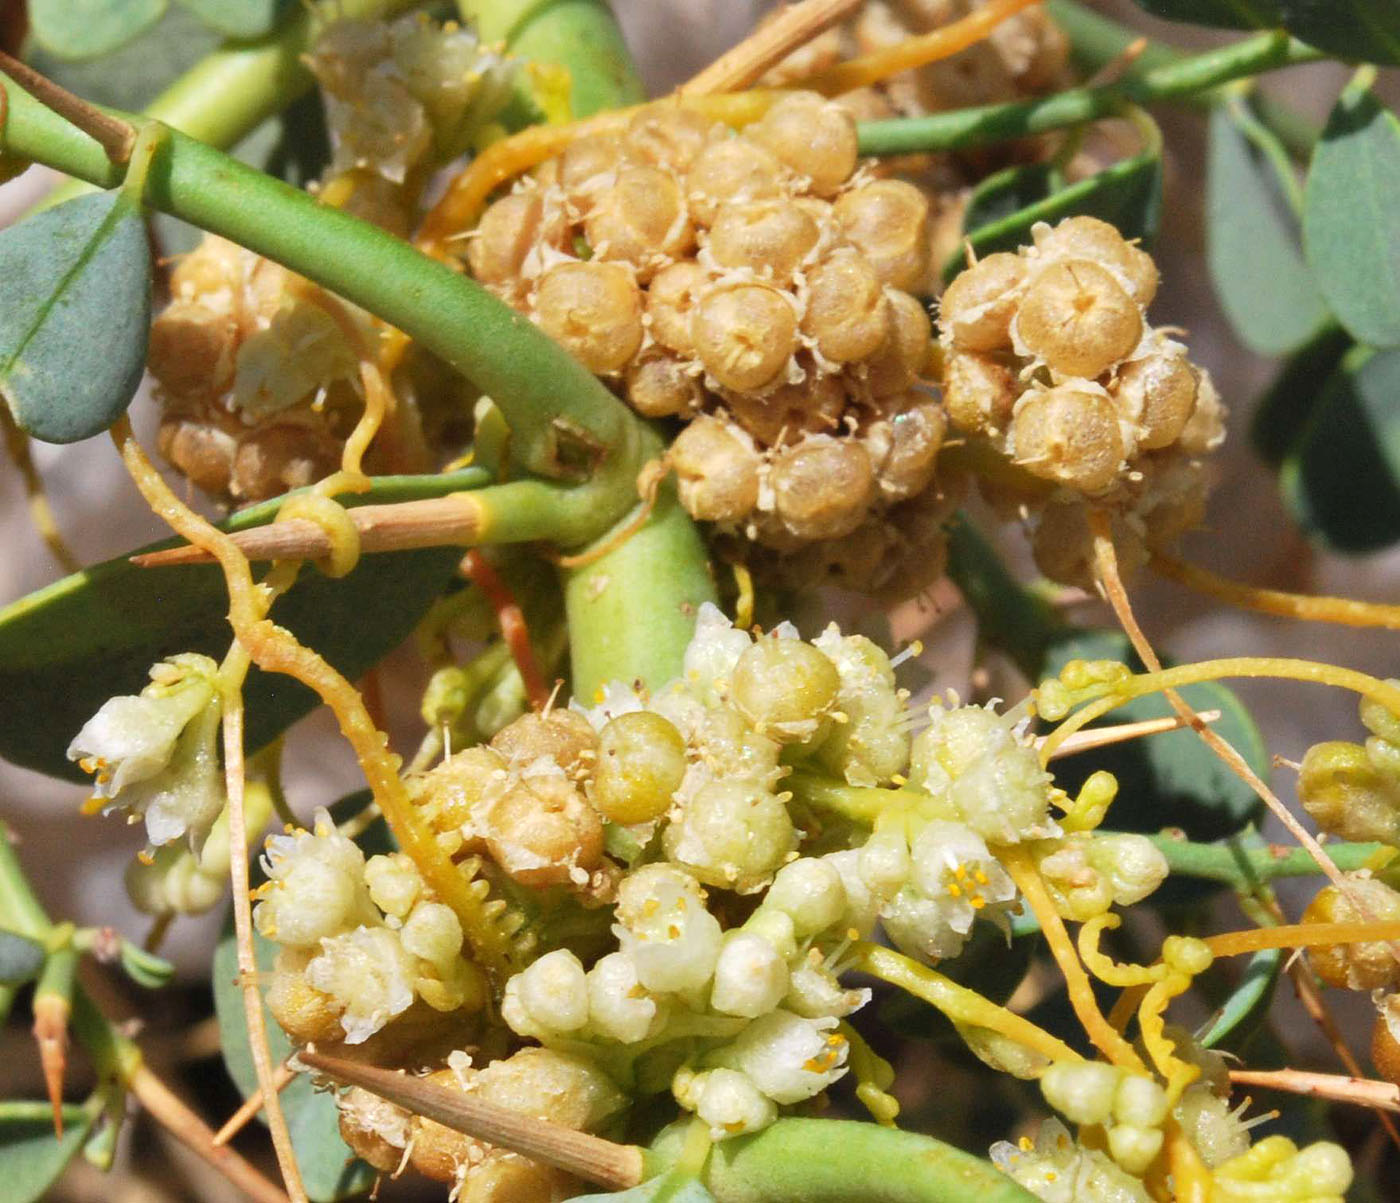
0;405;79;573
1078;915;1160;989
1206;920;1400;959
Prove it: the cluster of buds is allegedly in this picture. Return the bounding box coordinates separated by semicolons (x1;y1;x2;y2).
149;14;512;506
463;92;955;595
937;216;1227;588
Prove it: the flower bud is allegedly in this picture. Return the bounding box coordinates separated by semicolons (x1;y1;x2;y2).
711;932;790;1017
1040;1060;1121;1125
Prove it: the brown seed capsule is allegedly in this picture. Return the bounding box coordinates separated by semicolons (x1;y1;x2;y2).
467;191;546;286
1302;877;1400;992
748;91;858;196
1115;346;1199;450
406;1068;476;1182
479;772;604;888
585;165;694;278
1373;995;1400;1087
170;234;245;300
558;132;627;212
708;198;819;284
413;746;507;843
338;1086;410;1174
1031;501;1146;592
771;434;876;540
1177;369;1226;456
158;417;237;499
724;371;846;447
864;393;947;502
865;290;934;397
491;708;599;776
670;414;762;522
625;104;713;171
833;180;932;292
1016;259;1143;379
626;354;703;418
267;955;344;1045
534;261;643;374
646;260;710;356
938;252;1027;353
943;349;1018;435
148;303;237;397
691;283;797;392
232;424;340;502
802;250;891;363
685;136;785;225
1010;384;1124;494
1034;216;1159;308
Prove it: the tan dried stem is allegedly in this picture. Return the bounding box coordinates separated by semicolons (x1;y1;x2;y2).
129;1063;292;1203
0;49;134;162
213;1061;299;1147
1040;709;1221;760
678;0;862;95
1228;1068;1400;1112
298;1051;646;1191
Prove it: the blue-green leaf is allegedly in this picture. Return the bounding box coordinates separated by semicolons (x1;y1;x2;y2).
174;0;292;39
0;191;152;444
1200;947;1281;1050
0;468;488;782
0;930;46;987
213;921;375;1201
1208;101;1330;356
1042;630;1269;842
0;1102;99;1203
1304;82;1400;349
28;0;168;61
1279;345;1400;551
1130;2;1400;65
944;150;1162;282
1248;325;1352;466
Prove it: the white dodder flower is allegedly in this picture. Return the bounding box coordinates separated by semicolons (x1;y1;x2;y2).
68;653;224;849
719;1010;849;1104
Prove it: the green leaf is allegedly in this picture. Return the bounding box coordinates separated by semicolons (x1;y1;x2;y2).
943;150;1162;283
0;930;46;987
174;0;291;39
1208;102;1330;356
1249;325;1352;466
1130;2;1400;64
0;192;152;444
1304;83;1400;348
28;0;168;61
0;1102;98;1203
573;1175;716;1203
1280;345;1400;551
0;468;488;782
213;920;375;1201
1041;630;1269;842
1200;946;1281;1050
118;940;175;989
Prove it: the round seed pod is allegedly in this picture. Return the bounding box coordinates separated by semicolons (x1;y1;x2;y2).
534;260;643;374
1303;878;1400;991
625;104;713;171
1299;740;1400;846
938;252;1027;353
865;290;934;397
589;710;688;824
490;708;599;775
467;191;547;286
337;1086;410;1174
479;773;604;888
232;424;340;502
1374;995;1400;1087
585;164;694;278
1033;215;1158;308
801;250;891;363
1032;501;1147;591
558;132;627;213
943;349;1017;435
170;234;245;299
732;638;840;741
708;198;820;285
626;354;703;418
671;414;762;523
646;260;710;356
1015;259;1143;379
158;417;237;499
1011;384;1124;494
1115;345;1199;450
724;371;846;447
692;283;798;392
685;136;785;225
1177;369;1226;456
863;393;947;501
771;434;876;540
412;745;506;842
748;91;858;197
148;303;237;397
832;179;932;292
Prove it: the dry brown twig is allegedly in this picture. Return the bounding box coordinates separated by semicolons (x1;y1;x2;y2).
213;1061;299;1147
678;0;863;95
1040;709;1222;760
1228;1068;1400;1113
0;47;134;162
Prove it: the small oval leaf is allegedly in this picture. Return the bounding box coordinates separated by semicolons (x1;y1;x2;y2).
1279;346;1400;552
0;191;152;444
0;930;46;987
28;0;168;61
0;469;488;782
1304;84;1400;349
0;1103;97;1203
1208;102;1330;356
174;0;292;40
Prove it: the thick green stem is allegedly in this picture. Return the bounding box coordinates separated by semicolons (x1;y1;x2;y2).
650;1117;1039;1203
857;29;1324;157
0;84;636;484
1146;831;1387;887
1044;0;1318;158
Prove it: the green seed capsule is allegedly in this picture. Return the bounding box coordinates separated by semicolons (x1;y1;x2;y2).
589;711;688;824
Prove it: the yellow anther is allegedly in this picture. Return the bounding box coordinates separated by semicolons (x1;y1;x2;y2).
1019;1136;1034;1152
947;883;963;898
